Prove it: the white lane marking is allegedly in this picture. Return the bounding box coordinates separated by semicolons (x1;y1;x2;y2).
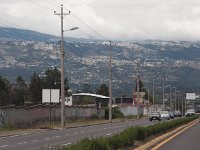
33;140;38;142
18;142;23;145
106;133;112;136
10;135;19;138
104;128;107;130
55;136;60;138
22;132;30;135
63;143;71;146
23;142;27;144
1;145;8;148
45;138;50;140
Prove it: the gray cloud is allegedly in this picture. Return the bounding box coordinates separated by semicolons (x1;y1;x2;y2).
1;0;200;41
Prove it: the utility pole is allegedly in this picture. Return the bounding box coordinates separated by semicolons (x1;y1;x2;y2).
136;60;140;119
181;94;184;117
170;83;171;110
153;77;155;111
185;97;187;115
174;87;176;111
178;91;180;111
162;78;165;108
109;41;112;122
54;4;70;128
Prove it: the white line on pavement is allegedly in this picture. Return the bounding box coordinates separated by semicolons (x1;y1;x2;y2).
1;145;8;148
106;133;112;136
63;143;71;146
33;140;38;142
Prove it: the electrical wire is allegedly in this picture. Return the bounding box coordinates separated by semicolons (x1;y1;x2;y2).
46;0;111;41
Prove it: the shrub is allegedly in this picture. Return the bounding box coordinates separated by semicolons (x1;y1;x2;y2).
108;127;138;149
63;115;198;150
105;107;124;120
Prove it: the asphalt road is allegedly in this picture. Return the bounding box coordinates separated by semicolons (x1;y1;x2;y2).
158;121;200;150
0;118;157;150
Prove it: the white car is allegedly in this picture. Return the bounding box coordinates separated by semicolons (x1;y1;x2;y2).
160;111;170;120
185;109;196;117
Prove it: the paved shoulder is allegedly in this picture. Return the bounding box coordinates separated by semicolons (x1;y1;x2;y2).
159;122;200;150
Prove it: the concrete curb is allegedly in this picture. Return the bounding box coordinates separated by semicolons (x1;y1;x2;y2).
135;119;198;150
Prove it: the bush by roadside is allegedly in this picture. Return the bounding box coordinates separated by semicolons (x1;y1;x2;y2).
61;115;198;150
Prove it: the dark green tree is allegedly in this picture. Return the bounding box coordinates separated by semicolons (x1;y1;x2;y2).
0;75;10;106
28;72;43;104
42;67;70;96
82;83;91;93
96;83;109;96
135;77;145;92
43;67;61;89
10;76;27;106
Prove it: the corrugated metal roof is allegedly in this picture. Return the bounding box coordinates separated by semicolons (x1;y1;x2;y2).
72;93;109;99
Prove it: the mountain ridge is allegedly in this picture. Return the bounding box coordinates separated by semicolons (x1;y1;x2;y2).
1;27;200;98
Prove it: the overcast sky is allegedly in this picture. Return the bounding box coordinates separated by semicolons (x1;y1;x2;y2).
1;0;200;41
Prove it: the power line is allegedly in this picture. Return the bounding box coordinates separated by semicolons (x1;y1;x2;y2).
47;0;111;41
29;0;55;12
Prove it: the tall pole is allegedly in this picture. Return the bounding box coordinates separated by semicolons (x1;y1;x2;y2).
162;78;165;108
185;97;187;115
60;5;65;128
174;87;176;111
136;60;139;119
153;77;155;111
54;4;70;128
178;92;180;111
109;41;112;122
170;83;171;110
181;94;183;117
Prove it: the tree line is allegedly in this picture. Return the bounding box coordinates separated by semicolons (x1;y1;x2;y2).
0;67;110;106
0;67;69;106
0;67;151;106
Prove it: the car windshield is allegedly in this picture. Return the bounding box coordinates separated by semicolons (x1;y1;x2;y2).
150;112;159;115
187;109;195;113
160;111;168;114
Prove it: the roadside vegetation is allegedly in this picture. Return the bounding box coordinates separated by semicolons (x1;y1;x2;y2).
60;115;198;150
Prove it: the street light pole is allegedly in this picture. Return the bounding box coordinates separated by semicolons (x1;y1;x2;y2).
109;41;112;122
136;60;140;119
170;83;171;110
162;78;165;108
153;77;155;111
60;5;65;128
54;4;70;128
174;87;176;111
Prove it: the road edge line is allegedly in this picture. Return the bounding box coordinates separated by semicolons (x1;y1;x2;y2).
151;119;198;150
135;119;198;150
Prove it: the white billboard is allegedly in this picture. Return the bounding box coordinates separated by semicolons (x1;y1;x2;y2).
186;93;196;100
42;89;50;103
42;89;60;103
